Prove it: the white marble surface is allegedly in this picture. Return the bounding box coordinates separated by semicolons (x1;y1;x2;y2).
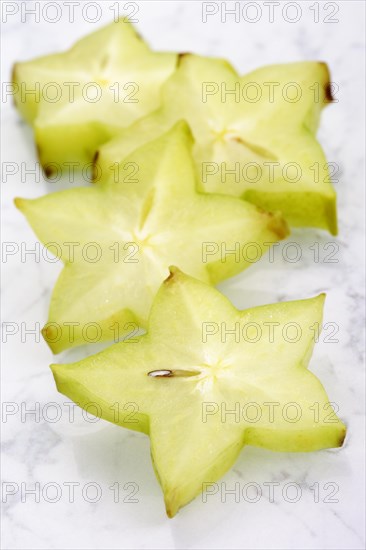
1;1;365;549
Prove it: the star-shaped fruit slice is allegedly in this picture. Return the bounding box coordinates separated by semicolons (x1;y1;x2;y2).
12;19;177;169
15;122;288;353
51;267;346;517
97;55;337;233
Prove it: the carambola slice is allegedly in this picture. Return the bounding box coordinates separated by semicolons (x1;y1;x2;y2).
51;267;346;517
16;122;288;352
97;55;337;233
12;19;177;168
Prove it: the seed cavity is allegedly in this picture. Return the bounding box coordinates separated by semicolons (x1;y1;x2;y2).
231;136;278;160
99;55;109;70
139;187;156;231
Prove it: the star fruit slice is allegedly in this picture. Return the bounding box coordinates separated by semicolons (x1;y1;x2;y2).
12;19;177;170
15;122;288;353
97;55;337;234
51;267;346;517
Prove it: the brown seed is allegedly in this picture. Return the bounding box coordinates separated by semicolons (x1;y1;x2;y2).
148;370;173;377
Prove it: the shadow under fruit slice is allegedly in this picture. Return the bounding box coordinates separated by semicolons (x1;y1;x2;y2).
12;19;177;169
15;122;288;353
51;267;346;517
97;55;337;234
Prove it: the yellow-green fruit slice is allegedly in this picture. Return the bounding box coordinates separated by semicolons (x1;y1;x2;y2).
12;19;177;168
98;55;337;233
51;267;346;517
15;122;288;352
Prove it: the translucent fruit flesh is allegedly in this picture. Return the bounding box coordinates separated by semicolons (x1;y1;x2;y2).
15;122;288;352
51;267;346;517
12;19;177;168
97;56;337;233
